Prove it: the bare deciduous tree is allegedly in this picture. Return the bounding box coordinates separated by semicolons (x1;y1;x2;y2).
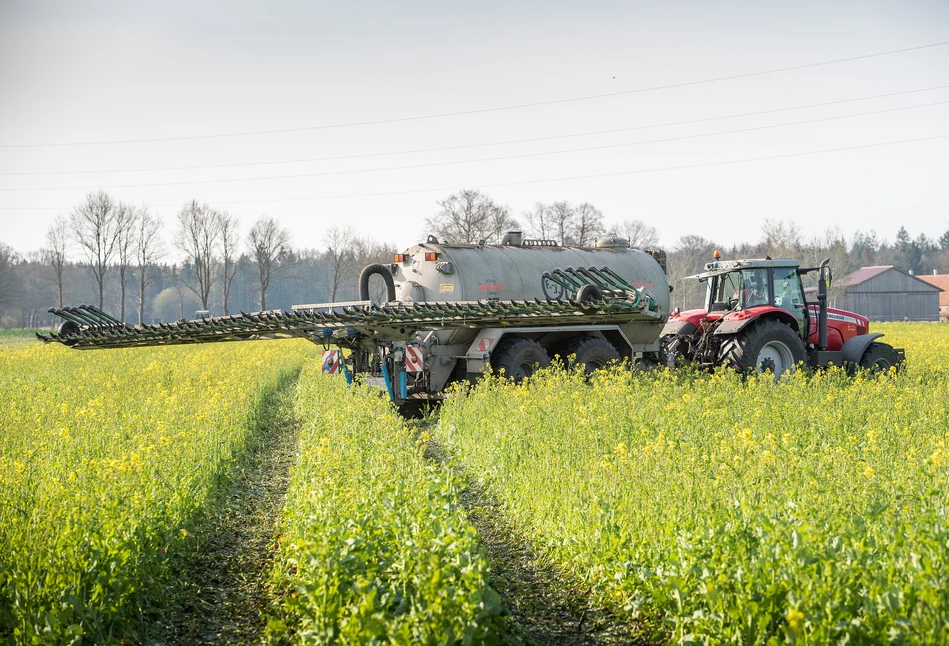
70;190;121;309
323;225;356;302
115;202;137;322
616;219;659;248
488;205;519;245
761;219;802;258
574;203;604;246
175;200;219;311
218;211;240;314
135;207;163;324
669;235;718;309
523;202;552;240
248;216;291;310
546;201;576;246
424;190;511;244
44;215;70;308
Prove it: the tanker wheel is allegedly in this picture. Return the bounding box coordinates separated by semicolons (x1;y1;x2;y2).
492;338;551;382
859;342;900;373
559;336;620;373
720;319;806;379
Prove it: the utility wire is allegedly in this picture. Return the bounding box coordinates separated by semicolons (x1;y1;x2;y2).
1;133;945;210
3;40;948;149
5;84;949;177
4;100;947;192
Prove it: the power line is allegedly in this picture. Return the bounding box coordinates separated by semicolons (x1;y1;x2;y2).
5;84;949;177
1;133;945;210
3;40;948;149
4;100;947;193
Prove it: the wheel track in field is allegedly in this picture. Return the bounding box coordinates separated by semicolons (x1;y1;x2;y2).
147;376;300;646
422;433;656;646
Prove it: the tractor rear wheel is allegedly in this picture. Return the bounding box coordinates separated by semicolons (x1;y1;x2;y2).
492;338;551;382
720;319;806;379
859;342;900;373
558;336;620;373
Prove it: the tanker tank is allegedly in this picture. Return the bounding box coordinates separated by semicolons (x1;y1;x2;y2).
378;234;670;352
392;236;670;315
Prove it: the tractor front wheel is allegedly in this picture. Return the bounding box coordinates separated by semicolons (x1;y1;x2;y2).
492;338;551;382
720;319;806;379
859;342;900;373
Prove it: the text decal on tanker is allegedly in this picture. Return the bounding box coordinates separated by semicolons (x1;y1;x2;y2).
479;282;504;292
439;283;455;293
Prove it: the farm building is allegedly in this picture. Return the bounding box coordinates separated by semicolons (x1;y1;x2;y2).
828;266;942;322
918;273;949;321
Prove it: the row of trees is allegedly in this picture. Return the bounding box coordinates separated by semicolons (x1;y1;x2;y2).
2;187;947;326
0;191;394;327
40;192;298;322
422;189;659;248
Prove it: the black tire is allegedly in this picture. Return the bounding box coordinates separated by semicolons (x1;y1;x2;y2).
558;336;620;373
859;342;900;373
719;319;806;379
358;264;396;303
492;338;551;382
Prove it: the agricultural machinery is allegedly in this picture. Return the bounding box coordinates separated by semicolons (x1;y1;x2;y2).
42;233;669;410
660;253;904;377
41;234;902;411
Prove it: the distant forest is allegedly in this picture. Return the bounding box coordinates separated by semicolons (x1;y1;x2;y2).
1;189;947;328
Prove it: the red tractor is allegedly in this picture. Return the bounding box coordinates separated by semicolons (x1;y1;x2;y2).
660;255;904;377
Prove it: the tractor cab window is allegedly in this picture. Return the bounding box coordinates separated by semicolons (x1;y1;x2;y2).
708;269;770;311
738;269;770;308
773;267;807;328
708;272;743;311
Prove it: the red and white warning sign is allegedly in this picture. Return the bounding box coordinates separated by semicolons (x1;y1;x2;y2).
477;337;495;352
321;349;341;374
404;346;424;373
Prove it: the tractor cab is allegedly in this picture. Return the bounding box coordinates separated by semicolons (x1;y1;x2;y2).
702;259;809;335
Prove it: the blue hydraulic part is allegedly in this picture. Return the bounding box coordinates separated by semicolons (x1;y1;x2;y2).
380;361;395;402
342;363;353;385
399;370;407;400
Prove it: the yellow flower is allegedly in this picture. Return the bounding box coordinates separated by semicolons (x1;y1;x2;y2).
787;607;805;630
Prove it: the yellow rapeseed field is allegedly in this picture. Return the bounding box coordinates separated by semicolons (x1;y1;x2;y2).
438;323;949;644
0;339;313;643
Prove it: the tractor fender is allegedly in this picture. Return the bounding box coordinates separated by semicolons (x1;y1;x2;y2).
841;333;884;366
660;320;698;337
712;308;799;336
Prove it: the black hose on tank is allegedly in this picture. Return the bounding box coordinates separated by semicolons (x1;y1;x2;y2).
359;264;396;303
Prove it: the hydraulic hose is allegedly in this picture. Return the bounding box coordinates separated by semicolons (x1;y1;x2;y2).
359;264;396;303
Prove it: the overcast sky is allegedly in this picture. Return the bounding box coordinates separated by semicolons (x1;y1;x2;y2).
1;1;947;260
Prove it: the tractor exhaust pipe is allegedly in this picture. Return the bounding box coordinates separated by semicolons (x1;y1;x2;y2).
817;258;830;350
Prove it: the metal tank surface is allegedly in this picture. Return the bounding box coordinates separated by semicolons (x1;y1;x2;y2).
394;239;669;311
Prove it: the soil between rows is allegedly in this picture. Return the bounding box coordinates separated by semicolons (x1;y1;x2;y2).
422;434;655;646
146;378;300;645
